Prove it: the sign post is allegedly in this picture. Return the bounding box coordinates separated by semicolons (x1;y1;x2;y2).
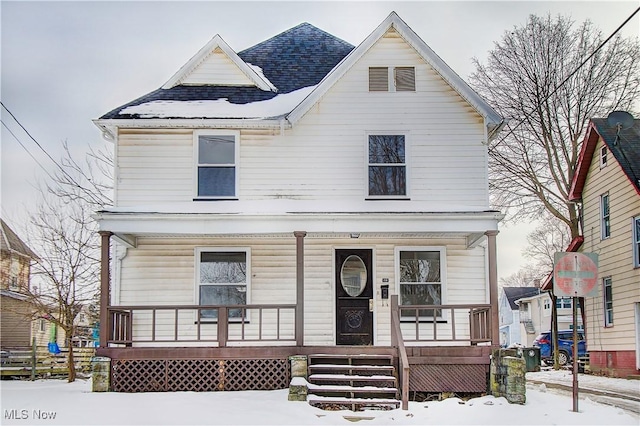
553;252;598;413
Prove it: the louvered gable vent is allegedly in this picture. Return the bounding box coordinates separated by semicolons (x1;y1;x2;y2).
369;67;389;91
395;67;415;91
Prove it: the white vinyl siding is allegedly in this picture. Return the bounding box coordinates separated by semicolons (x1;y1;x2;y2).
117;235;486;346
579;137;640;351
115;28;489;210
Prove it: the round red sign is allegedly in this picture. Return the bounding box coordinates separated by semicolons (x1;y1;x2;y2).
553;252;598;297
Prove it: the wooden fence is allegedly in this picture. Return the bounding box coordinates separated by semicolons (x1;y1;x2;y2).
0;346;95;378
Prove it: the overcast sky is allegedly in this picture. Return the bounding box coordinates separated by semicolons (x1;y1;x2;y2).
1;0;639;281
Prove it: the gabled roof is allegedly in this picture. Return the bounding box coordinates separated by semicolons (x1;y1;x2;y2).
97;12;502;138
569;116;640;200
502;287;541;310
162;34;277;92
287;12;503;134
540;236;584;291
0;219;38;260
99;22;354;120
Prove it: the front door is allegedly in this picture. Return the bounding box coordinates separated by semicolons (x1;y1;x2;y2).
335;249;373;345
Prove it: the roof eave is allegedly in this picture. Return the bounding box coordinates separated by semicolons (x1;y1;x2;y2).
93;117;290;134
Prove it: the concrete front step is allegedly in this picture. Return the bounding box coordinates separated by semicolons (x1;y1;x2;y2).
308;395;400;410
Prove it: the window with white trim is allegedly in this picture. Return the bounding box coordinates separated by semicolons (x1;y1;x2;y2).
599;146;608;168
601;193;610;239
195;131;238;198
368;134;407;197
603;276;613;327
543;298;551;316
397;248;445;318
555;297;572;309
369;67;415;92
633;216;640;268
196;248;249;320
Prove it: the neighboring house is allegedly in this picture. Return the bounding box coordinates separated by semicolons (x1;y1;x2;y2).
0;219;39;348
543;115;639;378
93;12;505;400
498;287;541;347
515;293;582;347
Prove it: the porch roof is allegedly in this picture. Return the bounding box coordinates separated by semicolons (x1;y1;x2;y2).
95;209;503;249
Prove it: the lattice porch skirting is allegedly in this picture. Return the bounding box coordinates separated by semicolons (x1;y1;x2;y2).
111;358;290;392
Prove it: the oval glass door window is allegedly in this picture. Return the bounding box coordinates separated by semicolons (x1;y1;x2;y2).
340;255;367;297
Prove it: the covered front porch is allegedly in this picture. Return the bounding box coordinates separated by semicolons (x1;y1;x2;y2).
95;226;500;407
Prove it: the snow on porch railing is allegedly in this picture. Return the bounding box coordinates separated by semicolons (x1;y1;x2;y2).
106;304;297;347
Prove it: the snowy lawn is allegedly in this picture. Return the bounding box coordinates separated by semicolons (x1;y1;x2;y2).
1;378;638;425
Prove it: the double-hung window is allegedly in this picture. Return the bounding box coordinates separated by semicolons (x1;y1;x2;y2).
603;276;613;327
633;216;640;268
195;131;238;198
600;193;610;239
196;248;250;320
397;248;445;318
368;134;407;197
555;297;572;309
599;146;608;168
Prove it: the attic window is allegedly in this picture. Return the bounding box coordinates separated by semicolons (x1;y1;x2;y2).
600;146;608;168
369;67;415;92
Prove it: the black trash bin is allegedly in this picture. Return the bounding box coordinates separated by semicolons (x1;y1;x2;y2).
520;347;541;372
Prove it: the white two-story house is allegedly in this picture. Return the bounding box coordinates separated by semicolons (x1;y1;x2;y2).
93;12;504;404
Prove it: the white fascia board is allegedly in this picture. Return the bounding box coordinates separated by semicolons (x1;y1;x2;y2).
96;211;503;236
92;118;288;132
162;35;277;92
287;12;503;131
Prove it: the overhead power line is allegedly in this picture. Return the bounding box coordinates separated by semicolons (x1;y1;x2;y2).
1;101;104;206
490;6;640;151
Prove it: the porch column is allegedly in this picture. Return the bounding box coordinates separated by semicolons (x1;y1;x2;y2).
294;231;307;346
485;230;500;347
99;231;112;348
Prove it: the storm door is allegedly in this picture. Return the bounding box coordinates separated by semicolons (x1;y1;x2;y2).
335;249;373;345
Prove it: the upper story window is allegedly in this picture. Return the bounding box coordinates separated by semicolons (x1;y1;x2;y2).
599;146;608;168
195;131;239;199
369;67;415;92
368;134;407;197
556;297;572;309
633;216;640;268
396;247;445;319
196;248;249;320
600;193;610;239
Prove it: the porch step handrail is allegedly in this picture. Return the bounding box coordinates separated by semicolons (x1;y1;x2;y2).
390;295;409;410
106;303;297;347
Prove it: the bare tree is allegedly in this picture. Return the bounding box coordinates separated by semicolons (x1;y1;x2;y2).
523;213;572;272
24;194;100;382
470;13;640;237
499;267;541;288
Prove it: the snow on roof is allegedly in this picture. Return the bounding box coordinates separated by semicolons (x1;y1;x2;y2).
120;85;316;119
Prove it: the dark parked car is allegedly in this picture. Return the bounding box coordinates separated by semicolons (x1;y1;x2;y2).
533;330;587;366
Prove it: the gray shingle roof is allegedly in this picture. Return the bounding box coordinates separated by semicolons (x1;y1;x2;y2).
0;219;38;260
503;287;541;310
100;23;354;120
592;117;640;193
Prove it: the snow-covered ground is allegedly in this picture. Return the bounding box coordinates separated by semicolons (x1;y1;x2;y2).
1;375;638;425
